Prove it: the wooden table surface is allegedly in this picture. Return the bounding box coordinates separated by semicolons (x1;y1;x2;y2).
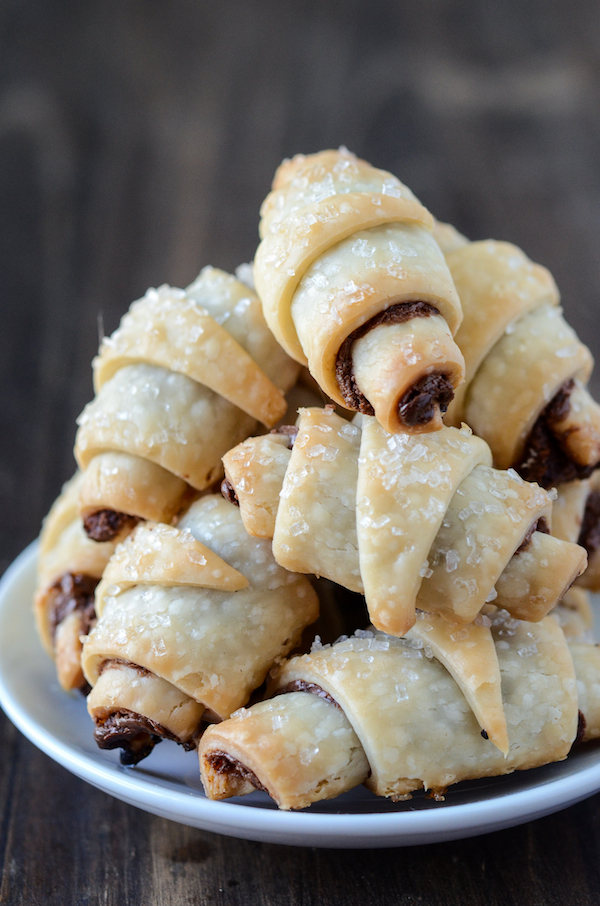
2;2;600;902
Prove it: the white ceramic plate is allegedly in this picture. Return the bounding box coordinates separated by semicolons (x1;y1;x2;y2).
1;542;600;848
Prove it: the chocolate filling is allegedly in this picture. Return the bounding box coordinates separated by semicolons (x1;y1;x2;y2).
220;478;239;507
398;372;455;427
98;658;152;678
270;424;299;448
274;680;341;708
94;710;171;765
515;516;550;555
93;660;202;764
516;381;597;488
83;508;139;542
335;301;454;425
204;751;268;792
49;572;99;640
545;380;574;425
93;707;197;766
204;680;341;791
578;490;600;555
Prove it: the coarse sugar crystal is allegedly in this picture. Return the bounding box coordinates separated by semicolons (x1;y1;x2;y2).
445;550;460;572
402;648;423;659
517;644;538;657
394;683;409;702
382;180;402;198
450;628;470;642
405;443;428;462
419;561;433;579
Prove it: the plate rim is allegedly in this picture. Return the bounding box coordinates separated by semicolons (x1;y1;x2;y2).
1;541;600;848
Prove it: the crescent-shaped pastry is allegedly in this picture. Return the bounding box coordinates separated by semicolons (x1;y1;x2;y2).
513;453;600;600
34;473;116;691
254;149;466;434
199;611;578;809
432;224;600;592
432;228;600;486
81;495;319;764
74;267;300;542
222;407;586;635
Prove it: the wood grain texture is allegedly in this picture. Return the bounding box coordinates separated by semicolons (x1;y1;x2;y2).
2;1;600;903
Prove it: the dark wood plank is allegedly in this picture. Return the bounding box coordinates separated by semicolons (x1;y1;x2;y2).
2;1;600;903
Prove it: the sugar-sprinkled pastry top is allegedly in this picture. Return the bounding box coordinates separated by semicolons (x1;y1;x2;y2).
222;407;586;635
254;149;465;435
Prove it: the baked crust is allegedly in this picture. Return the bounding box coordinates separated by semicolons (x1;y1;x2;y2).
223;407;586;635
81;496;319;761
199;613;580;808
254;149;465;434
34;473;115;689
74;269;300;531
442;238;600;476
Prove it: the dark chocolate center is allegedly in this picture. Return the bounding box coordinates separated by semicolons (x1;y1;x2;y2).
270;424;299;448
94;710;169;765
93;707;198;766
49;572;98;640
398;372;455;427
83;509;139;542
220;478;240;506
204;751;268;792
334;301;454;426
93;660;202;764
274;679;341;708
515;380;599;488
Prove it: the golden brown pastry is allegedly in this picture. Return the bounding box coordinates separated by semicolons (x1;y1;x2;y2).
34;473;115;691
254;149;466;434
75;267;300;542
432;225;600;591
223;407;586;635
199;611;578;809
81;495;319;764
433;226;600;486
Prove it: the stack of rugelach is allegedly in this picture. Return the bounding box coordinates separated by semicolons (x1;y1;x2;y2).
34;147;600;808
